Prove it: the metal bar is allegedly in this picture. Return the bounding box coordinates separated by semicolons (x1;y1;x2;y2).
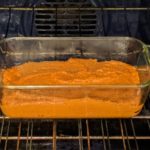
0;7;149;11
4;121;10;150
130;120;139;150
133;116;150;119
78;120;83;150
26;121;30;150
36;29;95;32
35;13;96;17
104;120;111;150
123;120;131;150
147;120;150;130
35;23;96;26
16;122;22;150
52;120;57;150
119;120;127;150
0;117;5;143
35;18;96;21
100;120;107;150
1;135;150;140
29;121;33;150
86;120;91;150
1;115;150;120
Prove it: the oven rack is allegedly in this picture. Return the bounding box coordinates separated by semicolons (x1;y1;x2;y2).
0;6;150;11
0;6;150;38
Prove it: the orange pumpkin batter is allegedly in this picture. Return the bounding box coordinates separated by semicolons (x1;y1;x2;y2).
1;58;142;118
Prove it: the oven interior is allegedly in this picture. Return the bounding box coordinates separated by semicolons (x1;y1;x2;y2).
0;0;150;150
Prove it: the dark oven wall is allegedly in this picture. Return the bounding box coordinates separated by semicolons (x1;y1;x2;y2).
0;0;150;44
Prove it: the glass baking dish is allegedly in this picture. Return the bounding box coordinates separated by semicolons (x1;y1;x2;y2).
0;37;150;118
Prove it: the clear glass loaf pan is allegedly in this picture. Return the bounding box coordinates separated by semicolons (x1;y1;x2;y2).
0;37;150;118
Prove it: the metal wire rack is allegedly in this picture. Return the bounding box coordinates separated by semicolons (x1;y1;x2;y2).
0;2;150;150
0;5;150;38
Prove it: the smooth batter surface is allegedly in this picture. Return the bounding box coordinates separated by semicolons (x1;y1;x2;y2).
1;58;142;118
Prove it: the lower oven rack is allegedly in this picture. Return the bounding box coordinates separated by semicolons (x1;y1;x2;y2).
0;95;150;150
